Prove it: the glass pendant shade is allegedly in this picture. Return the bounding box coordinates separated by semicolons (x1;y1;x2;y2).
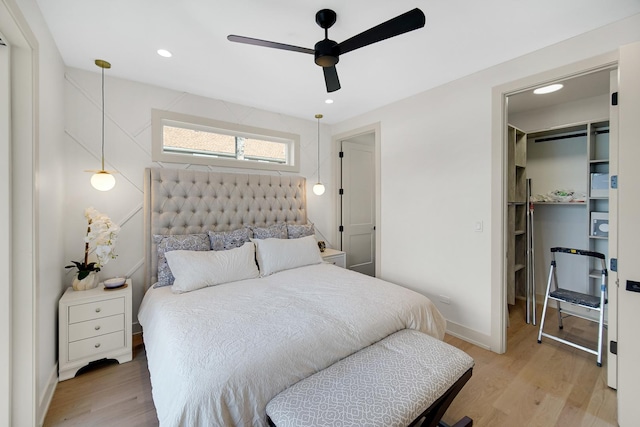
313;183;325;195
91;171;116;191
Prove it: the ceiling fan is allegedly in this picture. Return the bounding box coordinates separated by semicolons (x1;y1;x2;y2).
228;8;426;93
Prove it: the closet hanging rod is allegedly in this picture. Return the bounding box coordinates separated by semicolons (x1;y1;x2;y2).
534;129;608;143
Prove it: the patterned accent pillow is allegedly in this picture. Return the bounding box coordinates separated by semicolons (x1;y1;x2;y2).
208;227;252;251
251;222;288;240
154;234;211;287
287;222;315;239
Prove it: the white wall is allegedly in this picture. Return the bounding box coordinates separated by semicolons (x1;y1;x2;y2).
32;8;66;424
509;94;609;132
0;19;11;427
332;14;640;349
63;68;336;331
3;0;66;425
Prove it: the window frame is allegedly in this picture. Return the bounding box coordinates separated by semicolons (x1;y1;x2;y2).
152;109;300;172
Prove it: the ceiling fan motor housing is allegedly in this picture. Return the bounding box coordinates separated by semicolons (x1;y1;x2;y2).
314;39;339;67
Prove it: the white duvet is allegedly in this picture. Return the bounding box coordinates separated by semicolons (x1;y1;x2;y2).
138;263;446;427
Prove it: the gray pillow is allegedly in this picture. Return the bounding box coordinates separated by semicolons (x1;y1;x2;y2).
251;223;288;240
208;227;253;251
154;234;210;287
287;222;315;239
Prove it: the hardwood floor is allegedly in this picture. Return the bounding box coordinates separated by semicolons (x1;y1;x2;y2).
44;301;616;426
442;300;616;427
43;334;157;427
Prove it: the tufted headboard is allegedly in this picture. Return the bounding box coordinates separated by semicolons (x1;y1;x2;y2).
144;167;307;289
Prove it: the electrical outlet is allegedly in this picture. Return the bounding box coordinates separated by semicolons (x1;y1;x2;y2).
439;295;451;305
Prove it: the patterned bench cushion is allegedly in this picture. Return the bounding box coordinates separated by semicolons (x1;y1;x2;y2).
266;329;474;427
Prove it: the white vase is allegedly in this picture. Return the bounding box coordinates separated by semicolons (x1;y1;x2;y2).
72;271;99;291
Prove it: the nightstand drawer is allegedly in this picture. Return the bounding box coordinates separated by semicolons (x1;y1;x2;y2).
68;314;124;342
323;254;346;268
68;330;125;361
68;297;124;324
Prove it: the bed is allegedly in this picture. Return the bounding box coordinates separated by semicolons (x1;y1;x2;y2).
138;167;447;426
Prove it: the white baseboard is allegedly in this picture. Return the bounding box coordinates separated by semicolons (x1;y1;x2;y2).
445;320;492;351
37;363;58;427
132;321;142;334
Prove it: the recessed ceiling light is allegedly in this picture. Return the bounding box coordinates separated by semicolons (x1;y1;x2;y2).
325;99;334;104
533;83;563;95
157;49;172;58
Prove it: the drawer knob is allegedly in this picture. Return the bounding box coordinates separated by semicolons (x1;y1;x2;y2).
95;307;101;313
95;343;101;348
95;325;101;330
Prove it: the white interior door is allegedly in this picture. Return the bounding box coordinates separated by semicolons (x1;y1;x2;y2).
341;137;375;276
617;41;640;426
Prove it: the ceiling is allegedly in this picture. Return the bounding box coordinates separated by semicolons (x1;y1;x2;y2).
508;69;613;115
35;0;640;124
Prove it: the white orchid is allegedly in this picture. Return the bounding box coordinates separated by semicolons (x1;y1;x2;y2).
66;207;120;279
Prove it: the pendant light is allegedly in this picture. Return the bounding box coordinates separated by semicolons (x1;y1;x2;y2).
312;114;325;196
89;59;116;191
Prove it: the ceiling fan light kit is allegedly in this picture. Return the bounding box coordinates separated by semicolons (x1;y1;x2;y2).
228;8;425;93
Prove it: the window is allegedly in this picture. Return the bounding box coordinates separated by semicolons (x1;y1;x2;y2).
152;109;300;172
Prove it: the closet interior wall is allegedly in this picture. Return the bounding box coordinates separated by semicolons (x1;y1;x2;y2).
508;93;610;301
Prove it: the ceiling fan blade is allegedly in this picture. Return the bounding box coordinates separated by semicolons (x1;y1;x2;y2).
336;8;425;56
227;35;314;54
323;66;341;92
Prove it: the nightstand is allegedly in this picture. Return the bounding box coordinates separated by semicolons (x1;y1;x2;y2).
321;248;346;268
58;279;132;381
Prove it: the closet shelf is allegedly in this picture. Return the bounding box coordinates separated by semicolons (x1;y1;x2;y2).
533;201;585;205
589;235;608;240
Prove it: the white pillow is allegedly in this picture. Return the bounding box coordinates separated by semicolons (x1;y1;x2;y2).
253;235;323;277
165;242;259;293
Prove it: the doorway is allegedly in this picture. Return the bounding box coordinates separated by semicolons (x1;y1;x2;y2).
334;124;380;277
339;133;376;276
503;65;618;388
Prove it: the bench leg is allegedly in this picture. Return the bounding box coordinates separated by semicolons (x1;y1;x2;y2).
439;416;473;427
411;368;473;427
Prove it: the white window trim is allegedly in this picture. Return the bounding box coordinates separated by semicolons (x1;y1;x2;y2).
152;109;300;172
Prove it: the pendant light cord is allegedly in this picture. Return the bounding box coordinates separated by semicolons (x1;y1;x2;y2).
317;117;320;182
101;65;105;171
316;114;322;183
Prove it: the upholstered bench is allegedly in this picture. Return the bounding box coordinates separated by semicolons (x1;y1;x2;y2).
266;329;474;427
